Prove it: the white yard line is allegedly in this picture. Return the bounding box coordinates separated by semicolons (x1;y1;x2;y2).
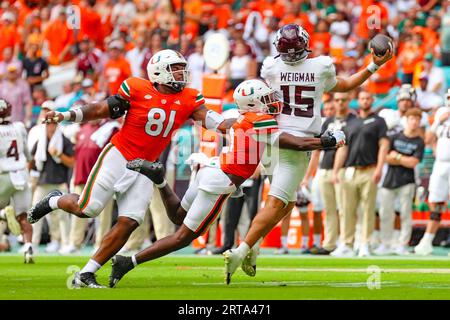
184;266;450;274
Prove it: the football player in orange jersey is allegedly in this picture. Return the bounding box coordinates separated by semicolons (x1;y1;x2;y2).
27;49;235;288
107;79;345;287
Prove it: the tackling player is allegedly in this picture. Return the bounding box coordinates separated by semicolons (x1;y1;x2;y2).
0;99;34;263
27;49;233;288
414;90;450;255
107;79;345;287
224;23;393;284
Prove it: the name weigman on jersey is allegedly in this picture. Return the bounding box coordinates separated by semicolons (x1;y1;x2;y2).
261;55;337;137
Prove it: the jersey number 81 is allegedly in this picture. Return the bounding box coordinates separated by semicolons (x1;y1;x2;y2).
145;108;177;137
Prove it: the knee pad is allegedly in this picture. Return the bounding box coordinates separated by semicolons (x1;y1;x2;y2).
429;211;442;222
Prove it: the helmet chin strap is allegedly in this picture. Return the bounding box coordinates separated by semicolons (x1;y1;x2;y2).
169;82;185;92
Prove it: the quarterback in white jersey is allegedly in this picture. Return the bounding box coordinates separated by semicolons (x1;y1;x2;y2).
224;23;393;283
414;92;450;256
0;99;34;263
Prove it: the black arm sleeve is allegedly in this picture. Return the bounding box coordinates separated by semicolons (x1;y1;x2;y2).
106;94;130;119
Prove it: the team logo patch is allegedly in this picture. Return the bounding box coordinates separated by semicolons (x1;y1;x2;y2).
241;87;254;96
151;55;161;64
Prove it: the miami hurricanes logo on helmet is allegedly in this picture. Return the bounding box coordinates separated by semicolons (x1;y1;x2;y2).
241;87;254;96
150;55;161;64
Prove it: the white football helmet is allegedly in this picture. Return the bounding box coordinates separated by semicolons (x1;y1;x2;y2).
233;79;282;114
146;49;189;92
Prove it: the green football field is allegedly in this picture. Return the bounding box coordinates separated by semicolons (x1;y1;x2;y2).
1;251;450;300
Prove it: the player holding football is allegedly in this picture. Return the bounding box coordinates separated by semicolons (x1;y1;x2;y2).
27;49;235;288
0;99;34;263
108;79;345;287
224;24;393;284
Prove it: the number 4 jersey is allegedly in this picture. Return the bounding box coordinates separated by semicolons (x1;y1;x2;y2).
112;77;205;161
0;122;29;172
261;55;337;137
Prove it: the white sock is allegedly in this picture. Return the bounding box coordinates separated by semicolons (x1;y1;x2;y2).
131;255;138;267
281;236;288;249
313;234;321;247
24;242;32;250
422;233;435;245
235;242;250;259
48;196;62;210
302;236;309;248
81;259;102;274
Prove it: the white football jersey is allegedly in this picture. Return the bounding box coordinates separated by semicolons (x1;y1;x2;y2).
261;55;337;137
431;106;450;162
0;122;29;172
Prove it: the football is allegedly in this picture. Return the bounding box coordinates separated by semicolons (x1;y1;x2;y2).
369;34;393;57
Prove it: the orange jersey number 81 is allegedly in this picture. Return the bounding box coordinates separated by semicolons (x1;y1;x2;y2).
145;108;177;137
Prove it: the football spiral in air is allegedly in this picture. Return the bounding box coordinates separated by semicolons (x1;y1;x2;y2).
369;34;393;57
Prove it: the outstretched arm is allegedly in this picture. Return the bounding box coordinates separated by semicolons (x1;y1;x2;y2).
191;104;236;134
276;131;345;151
42;94;130;124
330;49;393;92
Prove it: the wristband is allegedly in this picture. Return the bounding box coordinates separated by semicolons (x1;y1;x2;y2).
155;179;167;189
367;62;380;73
61;111;72;121
73;108;83;123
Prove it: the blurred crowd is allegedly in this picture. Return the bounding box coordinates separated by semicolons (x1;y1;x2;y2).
0;0;450;256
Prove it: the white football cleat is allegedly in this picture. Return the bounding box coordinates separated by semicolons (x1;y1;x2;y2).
223;249;243;285
4;206;21;236
330;243;355;257
358;243;371;257
241;247;258;277
414;240;433;256
373;243;393;256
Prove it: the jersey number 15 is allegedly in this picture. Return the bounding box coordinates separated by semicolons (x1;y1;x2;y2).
280;85;315;118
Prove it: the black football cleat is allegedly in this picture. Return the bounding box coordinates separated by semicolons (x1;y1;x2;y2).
27;190;62;224
109;255;135;288
126;159;165;185
72;272;106;289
